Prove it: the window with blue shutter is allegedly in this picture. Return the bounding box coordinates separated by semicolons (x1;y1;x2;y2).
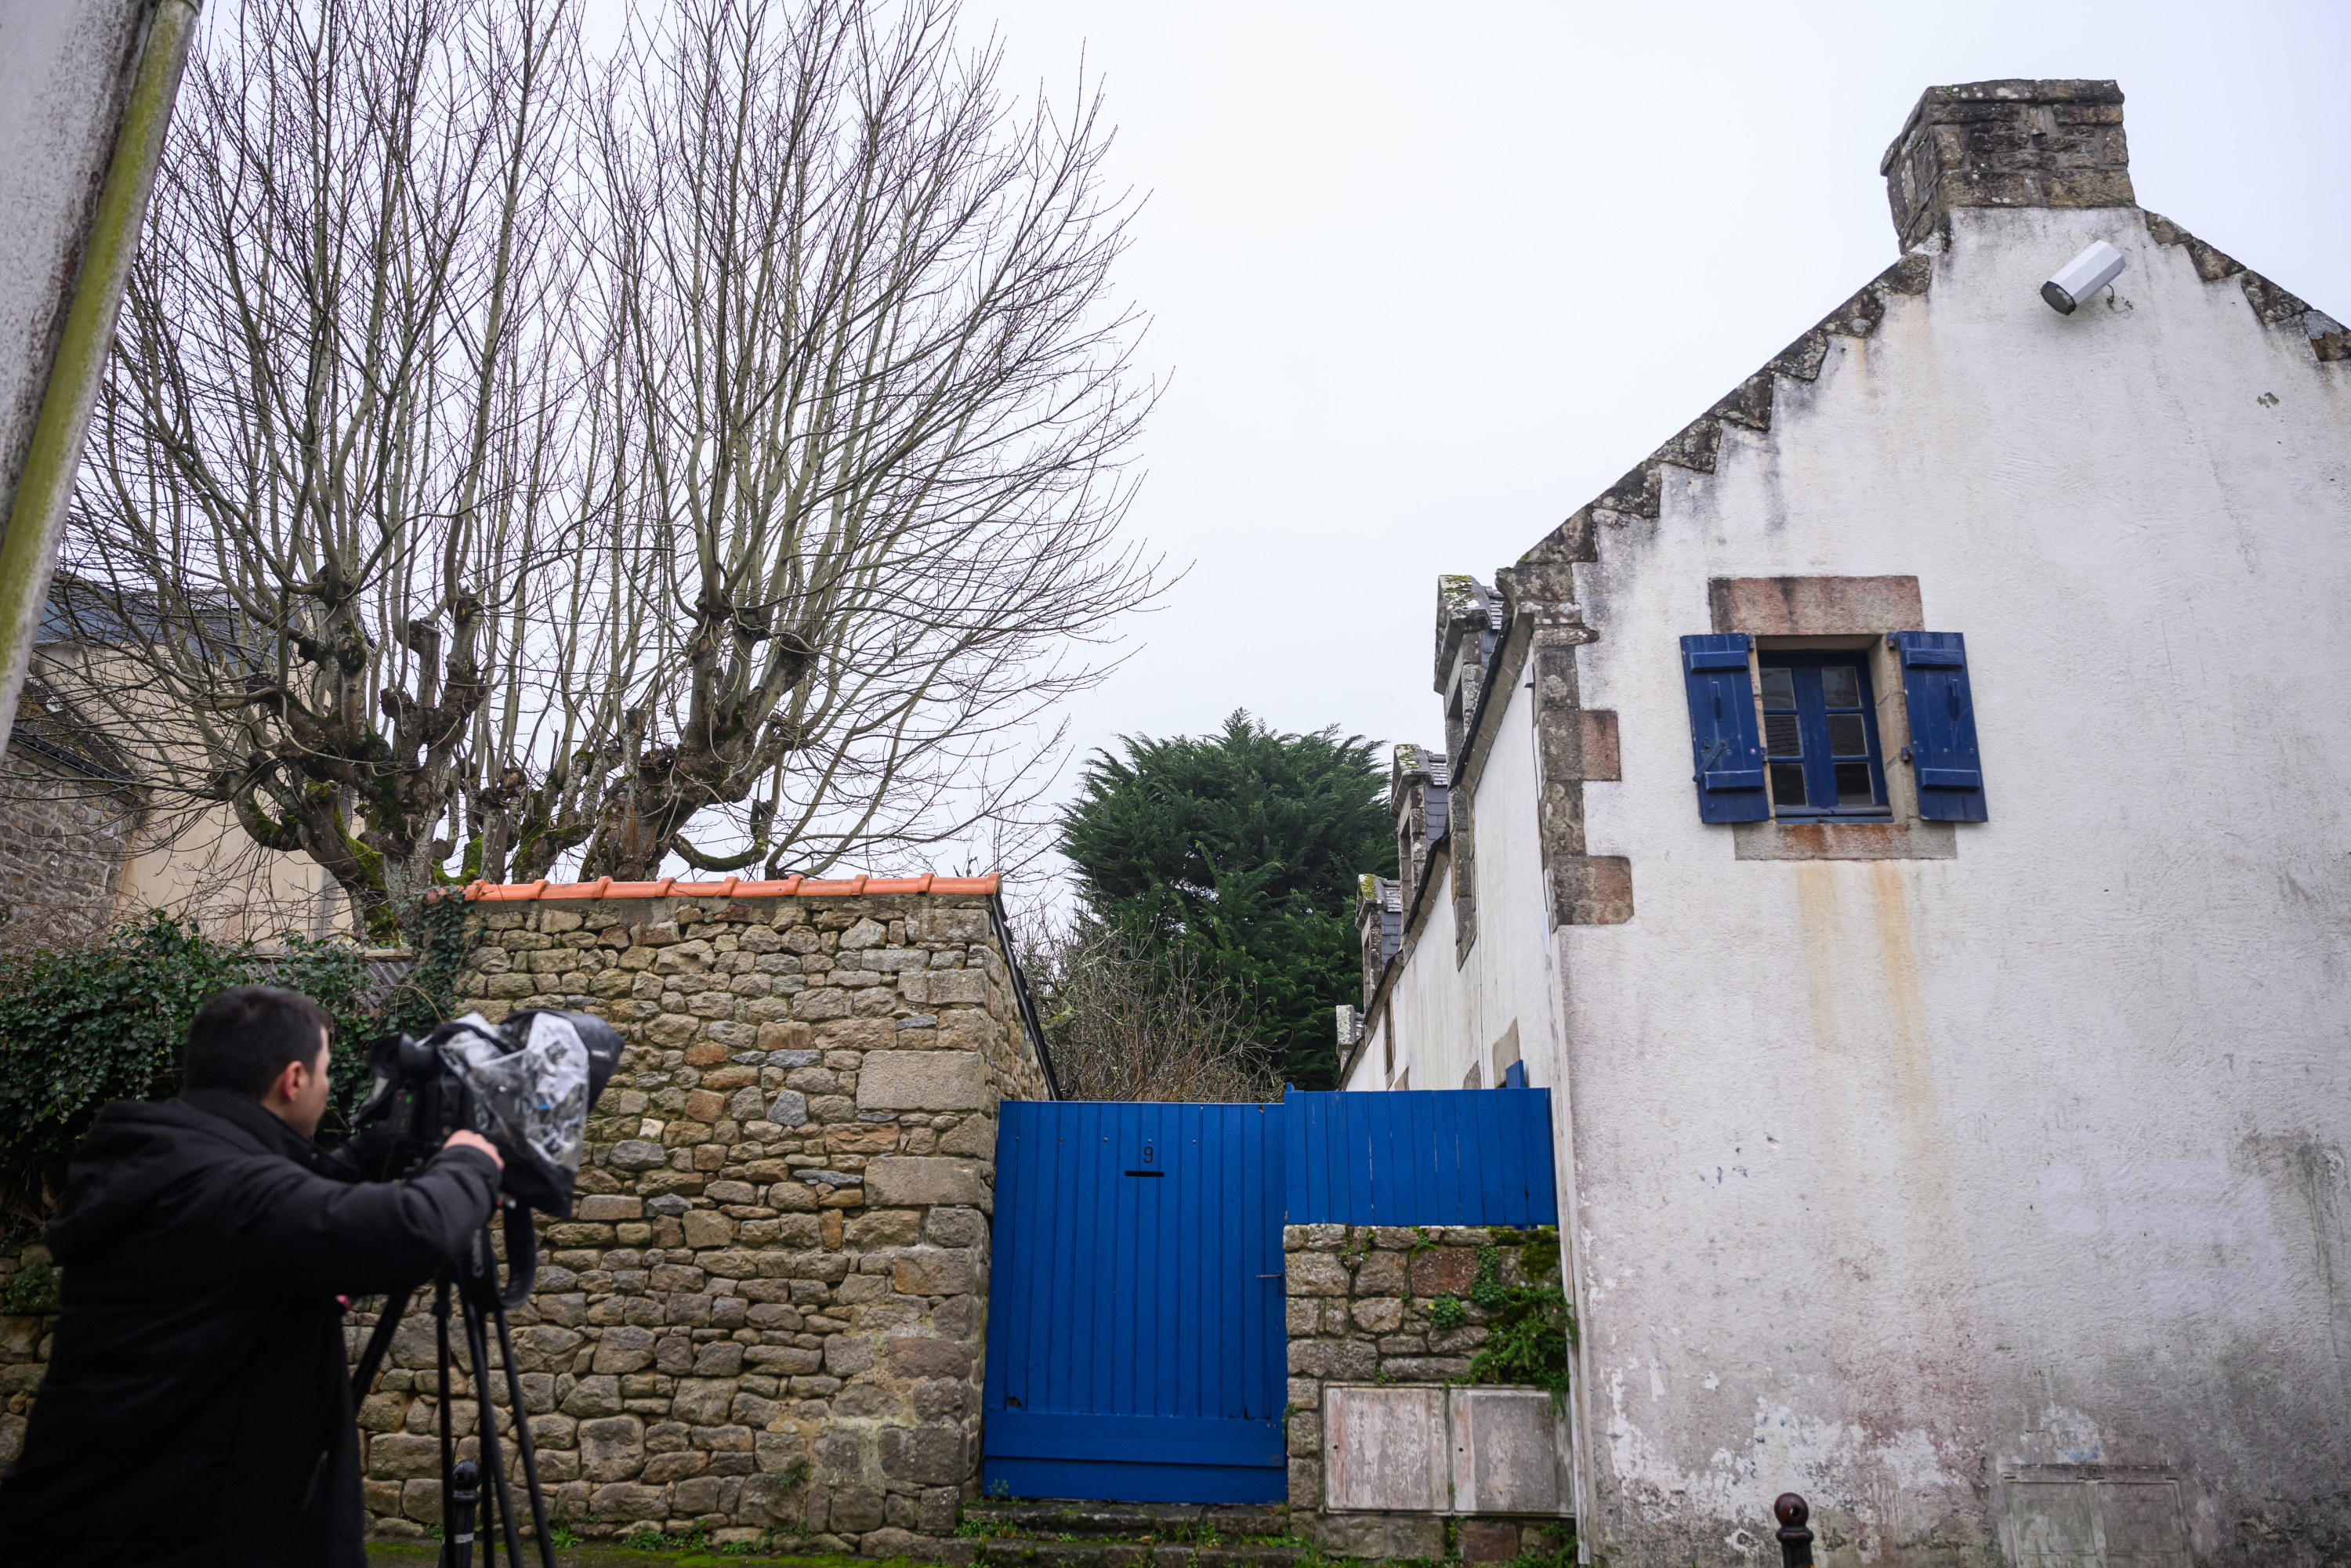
1893;631;1987;822
1679;634;1769;824
1756;651;1890;817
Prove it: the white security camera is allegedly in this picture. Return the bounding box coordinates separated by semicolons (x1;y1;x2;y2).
2042;240;2126;314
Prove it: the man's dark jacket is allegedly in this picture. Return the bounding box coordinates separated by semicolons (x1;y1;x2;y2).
0;1089;499;1566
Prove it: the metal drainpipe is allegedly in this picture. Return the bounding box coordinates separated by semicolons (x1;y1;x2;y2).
986;889;1060;1101
0;0;200;767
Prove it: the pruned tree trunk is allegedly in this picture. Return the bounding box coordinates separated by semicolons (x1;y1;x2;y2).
61;0;629;940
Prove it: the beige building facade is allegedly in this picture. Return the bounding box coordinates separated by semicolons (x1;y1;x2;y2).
0;632;347;954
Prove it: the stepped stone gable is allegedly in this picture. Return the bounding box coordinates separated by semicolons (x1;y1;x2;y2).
346;880;1049;1554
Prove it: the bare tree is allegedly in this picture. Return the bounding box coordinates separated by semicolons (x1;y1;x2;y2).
58;0;611;940
61;0;1160;937
559;0;1161;882
1024;922;1275;1104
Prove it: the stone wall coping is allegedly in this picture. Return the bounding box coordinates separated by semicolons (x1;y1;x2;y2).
450;874;1001;903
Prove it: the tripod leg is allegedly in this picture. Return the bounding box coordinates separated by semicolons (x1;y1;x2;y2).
449;1284;498;1568
462;1291;530;1568
350;1284;416;1399
436;1279;458;1568
490;1296;560;1568
446;1459;481;1568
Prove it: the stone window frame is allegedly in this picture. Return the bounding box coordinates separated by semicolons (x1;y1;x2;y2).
1709;575;1957;862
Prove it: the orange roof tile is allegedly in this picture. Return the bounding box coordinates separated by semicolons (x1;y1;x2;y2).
447;872;1000;903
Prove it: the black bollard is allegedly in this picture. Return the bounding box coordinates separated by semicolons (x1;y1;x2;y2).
446;1459;481;1568
1774;1493;1814;1568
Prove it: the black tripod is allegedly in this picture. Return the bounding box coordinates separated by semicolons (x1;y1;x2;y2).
353;1197;557;1568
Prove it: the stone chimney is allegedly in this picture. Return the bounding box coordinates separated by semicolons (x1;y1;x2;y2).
1880;79;2134;249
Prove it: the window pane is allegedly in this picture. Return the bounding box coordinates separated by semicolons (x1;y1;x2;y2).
1834;761;1875;806
1770;762;1807;807
1765;715;1802;757
1820;665;1860;707
1759;666;1795;707
1827;714;1867;756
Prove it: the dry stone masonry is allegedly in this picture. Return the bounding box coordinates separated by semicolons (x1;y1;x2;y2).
0;884;1582;1566
350;879;1048;1553
0;1244;55;1471
1283;1224;1571;1563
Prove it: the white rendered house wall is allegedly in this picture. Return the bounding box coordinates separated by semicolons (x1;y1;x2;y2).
1343;679;1563;1103
1554;201;2351;1566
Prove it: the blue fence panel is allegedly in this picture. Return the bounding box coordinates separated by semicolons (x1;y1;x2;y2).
1281;1088;1559;1226
982;1100;1288;1504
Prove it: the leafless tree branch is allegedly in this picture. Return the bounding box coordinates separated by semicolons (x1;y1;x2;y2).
60;0;1161;936
1020;920;1276;1104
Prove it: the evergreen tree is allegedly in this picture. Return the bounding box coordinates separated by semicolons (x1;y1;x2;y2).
1058;711;1394;1090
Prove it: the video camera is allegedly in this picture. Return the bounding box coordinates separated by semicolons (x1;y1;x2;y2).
350;1009;623;1310
353;1009;624;1220
347;1009;624;1567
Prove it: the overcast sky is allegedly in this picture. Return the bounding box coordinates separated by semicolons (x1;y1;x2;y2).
929;0;2349;877
561;1;2349;891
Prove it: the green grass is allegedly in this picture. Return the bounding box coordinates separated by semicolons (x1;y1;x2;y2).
367;1543;929;1568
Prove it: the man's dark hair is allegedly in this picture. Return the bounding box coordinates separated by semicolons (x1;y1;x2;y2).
184;985;335;1099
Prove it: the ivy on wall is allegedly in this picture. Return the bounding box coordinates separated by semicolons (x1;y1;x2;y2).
1467;1228;1577;1405
0;898;477;1233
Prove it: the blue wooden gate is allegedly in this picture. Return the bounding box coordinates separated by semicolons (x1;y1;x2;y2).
1284;1087;1558;1226
980;1100;1288;1504
980;1088;1559;1503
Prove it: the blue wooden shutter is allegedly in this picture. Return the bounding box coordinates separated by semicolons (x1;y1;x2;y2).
1893;632;1987;822
1679;634;1768;823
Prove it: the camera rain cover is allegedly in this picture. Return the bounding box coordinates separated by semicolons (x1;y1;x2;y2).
439;1011;596;1215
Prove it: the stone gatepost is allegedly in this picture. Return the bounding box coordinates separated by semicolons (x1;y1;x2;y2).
355;878;1049;1555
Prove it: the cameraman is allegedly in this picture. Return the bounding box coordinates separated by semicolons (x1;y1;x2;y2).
0;984;504;1566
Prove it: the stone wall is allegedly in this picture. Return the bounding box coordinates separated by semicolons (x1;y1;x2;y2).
0;724;140;953
1283;1222;1571;1561
345;883;1047;1552
0;1241;56;1469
